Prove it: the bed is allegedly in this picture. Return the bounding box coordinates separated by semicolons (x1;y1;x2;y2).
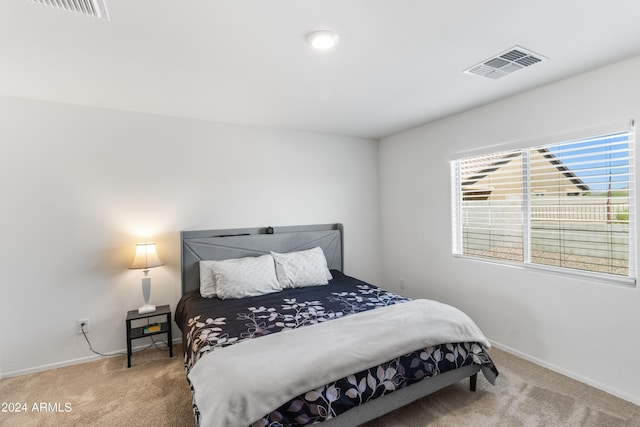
175;223;498;427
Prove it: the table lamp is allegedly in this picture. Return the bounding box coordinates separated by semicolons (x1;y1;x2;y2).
129;242;164;314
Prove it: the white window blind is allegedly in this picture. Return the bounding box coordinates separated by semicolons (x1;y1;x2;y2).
451;122;636;284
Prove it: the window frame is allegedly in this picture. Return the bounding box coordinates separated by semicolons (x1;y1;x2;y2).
450;120;637;286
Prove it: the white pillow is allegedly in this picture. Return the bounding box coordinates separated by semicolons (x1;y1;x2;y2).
212;254;282;300
199;260;218;298
271;247;333;289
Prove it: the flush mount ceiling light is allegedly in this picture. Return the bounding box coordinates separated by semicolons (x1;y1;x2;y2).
306;30;339;50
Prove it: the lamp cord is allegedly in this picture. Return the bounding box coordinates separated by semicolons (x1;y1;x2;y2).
80;324;171;357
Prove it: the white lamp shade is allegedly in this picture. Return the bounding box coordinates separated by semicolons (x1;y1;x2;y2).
130;242;163;269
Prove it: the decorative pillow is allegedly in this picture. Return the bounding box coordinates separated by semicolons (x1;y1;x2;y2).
270;247;333;289
212;254;282;300
199;261;219;298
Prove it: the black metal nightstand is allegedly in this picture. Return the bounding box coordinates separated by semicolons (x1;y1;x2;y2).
125;304;173;368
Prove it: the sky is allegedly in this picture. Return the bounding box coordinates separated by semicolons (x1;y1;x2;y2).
545;132;630;193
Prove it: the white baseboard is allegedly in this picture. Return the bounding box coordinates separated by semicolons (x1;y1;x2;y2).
490;340;640;406
0;338;182;380
6;337;639;408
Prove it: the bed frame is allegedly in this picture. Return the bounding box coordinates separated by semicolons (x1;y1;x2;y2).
180;223;480;426
181;223;344;294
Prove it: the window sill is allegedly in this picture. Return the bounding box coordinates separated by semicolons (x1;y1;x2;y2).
452;253;637;287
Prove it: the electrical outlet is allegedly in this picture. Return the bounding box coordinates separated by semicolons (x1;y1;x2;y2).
76;319;89;335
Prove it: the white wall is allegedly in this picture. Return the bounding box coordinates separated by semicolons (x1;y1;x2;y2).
0;96;381;376
379;55;640;404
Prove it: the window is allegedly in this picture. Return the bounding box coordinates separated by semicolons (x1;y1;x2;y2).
451;121;636;284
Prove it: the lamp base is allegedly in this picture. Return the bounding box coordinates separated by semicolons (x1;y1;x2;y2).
138;304;156;314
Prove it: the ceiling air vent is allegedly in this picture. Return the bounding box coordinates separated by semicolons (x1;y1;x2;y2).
464;46;546;80
29;0;110;20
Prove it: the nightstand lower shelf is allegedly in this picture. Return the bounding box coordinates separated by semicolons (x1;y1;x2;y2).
125;304;173;368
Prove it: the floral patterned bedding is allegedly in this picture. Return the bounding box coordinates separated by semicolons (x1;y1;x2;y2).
175;270;498;426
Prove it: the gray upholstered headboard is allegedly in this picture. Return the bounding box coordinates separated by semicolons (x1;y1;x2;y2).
180;223;343;294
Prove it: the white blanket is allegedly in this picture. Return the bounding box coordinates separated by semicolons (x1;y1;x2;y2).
188;299;490;427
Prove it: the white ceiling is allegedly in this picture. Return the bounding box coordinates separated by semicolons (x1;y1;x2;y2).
2;1;640;139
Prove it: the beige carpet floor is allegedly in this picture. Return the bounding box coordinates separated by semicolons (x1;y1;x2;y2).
1;345;639;427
